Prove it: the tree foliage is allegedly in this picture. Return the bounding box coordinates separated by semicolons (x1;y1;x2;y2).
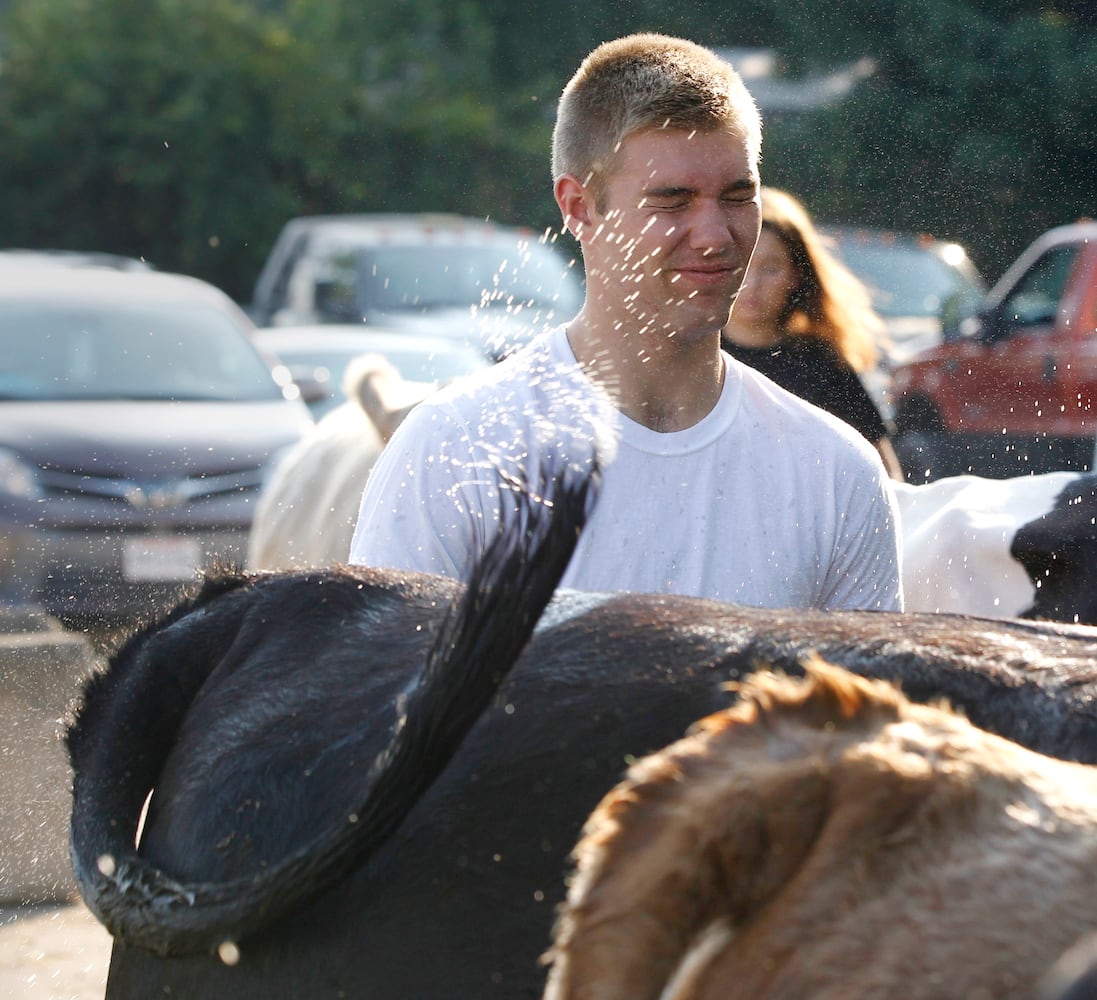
761;1;1097;275
0;0;546;298
0;0;1094;296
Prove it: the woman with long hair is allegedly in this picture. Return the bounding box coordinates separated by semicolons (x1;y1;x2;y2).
722;187;904;480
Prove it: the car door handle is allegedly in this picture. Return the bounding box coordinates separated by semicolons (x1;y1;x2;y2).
1043;354;1058;381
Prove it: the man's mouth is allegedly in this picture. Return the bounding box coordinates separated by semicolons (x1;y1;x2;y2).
669;264;743;286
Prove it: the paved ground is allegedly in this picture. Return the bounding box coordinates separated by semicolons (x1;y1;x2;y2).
0;900;110;999
1;615;113;998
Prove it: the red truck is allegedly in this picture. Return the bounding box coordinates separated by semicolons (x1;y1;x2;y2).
891;221;1097;481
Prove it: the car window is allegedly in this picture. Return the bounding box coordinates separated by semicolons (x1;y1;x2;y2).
1001;244;1078;330
0;301;283;402
308;237;582;318
361;243;581;312
312;248;361;320
263;231;310;318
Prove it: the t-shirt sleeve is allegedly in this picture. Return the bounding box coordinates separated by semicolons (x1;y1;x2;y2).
348;401;492;577
818;459;905;612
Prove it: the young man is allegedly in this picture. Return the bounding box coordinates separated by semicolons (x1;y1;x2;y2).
350;34;903;612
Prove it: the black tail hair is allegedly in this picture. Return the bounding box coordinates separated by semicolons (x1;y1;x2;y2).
67;455;599;957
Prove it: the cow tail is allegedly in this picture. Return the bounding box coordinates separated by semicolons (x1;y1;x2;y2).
65;573;259;941
67;455;599;958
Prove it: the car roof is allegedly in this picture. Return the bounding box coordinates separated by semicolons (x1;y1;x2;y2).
0;266;241;307
820;223;986;285
277;213;543;249
1021;220;1097;249
984;220;1097;307
0;248;153;271
283;212;527;234
822;224;961;252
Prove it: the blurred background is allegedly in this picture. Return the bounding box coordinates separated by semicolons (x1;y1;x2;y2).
0;0;1093;302
0;6;1095;979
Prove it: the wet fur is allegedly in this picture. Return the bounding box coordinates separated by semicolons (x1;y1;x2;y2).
68;457;598;957
545;660;1097;1000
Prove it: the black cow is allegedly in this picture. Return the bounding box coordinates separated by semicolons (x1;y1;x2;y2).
69;466;1097;998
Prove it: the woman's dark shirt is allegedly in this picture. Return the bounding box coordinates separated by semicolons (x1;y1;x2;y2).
721;334;890;444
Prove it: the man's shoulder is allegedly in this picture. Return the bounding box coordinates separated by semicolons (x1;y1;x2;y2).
428;327;586;414
732;361;880;465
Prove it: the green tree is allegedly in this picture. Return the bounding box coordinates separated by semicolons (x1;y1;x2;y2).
298;0;555;230
0;0;545;299
1;0;1094;295
0;0;357;297
756;1;1097;276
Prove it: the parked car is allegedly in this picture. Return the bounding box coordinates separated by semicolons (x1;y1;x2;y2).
0;267;313;624
249;213;584;361
0;248;153;270
253;325;491;419
891;220;1097;481
821;226;987;366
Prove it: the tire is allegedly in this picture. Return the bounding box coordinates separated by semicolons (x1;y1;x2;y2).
894;428;957;483
893;396;956;483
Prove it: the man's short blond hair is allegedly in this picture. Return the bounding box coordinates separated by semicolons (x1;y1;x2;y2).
551;34;762;201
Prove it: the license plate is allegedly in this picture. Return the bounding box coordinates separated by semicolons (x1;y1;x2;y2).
122;536;202;582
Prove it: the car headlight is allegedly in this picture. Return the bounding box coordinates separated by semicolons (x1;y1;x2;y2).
0;448;42;499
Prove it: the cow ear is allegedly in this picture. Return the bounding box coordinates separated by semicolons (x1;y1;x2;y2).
543;704;831;1000
543;665;964;1000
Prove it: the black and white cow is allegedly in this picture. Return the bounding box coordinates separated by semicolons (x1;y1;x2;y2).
895;471;1097;624
69;461;1097;999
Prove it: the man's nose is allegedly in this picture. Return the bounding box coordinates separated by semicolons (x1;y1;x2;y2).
689;202;734;255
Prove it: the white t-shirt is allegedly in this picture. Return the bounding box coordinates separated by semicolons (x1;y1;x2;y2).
350;326;903;611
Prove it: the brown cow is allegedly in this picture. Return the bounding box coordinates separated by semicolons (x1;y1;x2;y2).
544;658;1097;1000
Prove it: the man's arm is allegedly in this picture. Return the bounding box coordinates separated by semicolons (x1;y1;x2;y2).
820;468;905;612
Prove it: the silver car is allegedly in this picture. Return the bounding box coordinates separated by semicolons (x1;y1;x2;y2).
249;213;584;361
0;267;313;624
821;225;987;366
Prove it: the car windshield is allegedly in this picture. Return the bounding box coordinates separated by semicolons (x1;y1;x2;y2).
831;240;984;319
318;238;584;316
0;299;283;402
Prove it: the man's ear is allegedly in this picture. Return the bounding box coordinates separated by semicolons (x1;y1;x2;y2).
554;173;595;242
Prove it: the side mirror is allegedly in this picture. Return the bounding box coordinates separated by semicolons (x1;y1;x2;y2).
940;290;983;343
944;305;1004;346
939;290;965;333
